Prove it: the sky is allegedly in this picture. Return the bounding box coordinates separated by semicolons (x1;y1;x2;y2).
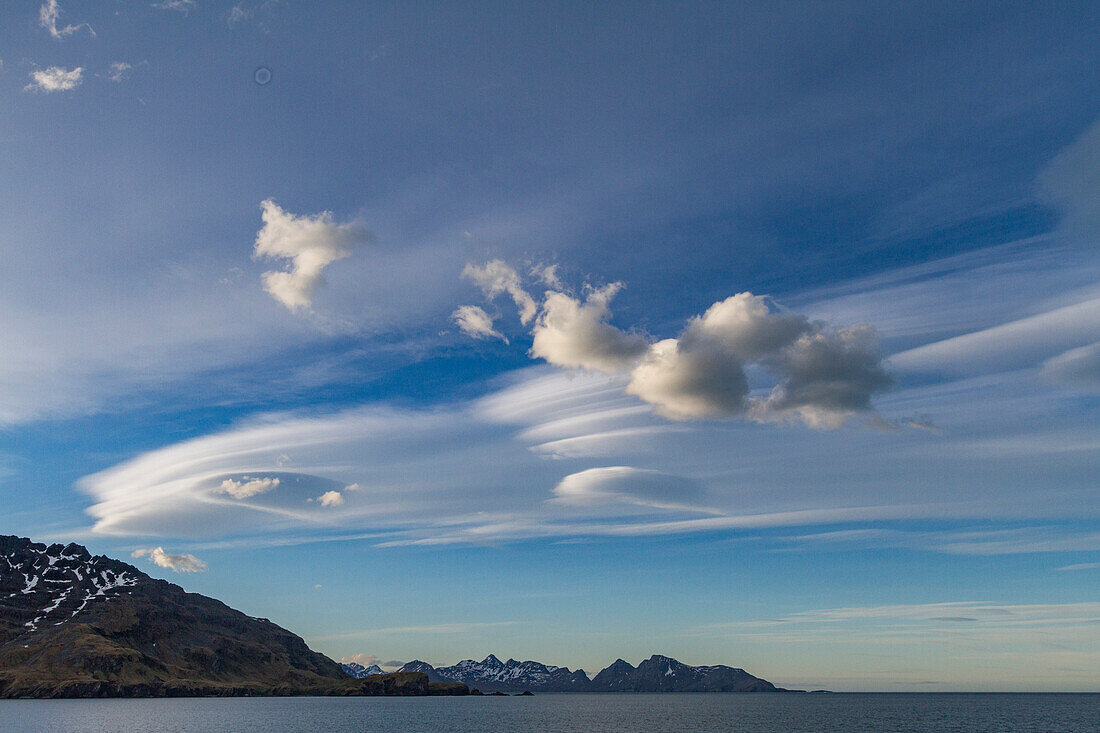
1;0;1098;692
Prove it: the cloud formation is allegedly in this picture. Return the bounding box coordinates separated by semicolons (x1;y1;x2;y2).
1041;343;1100;389
152;0;197;12
451;305;506;343
550;466;710;514
461;261;537;325
456;264;890;427
531;284;649;372
39;1;94;39
220;476;279;499
24;66;83;93
315;490;345;507
107;62;133;83
253;199;369;311
132;547;207;573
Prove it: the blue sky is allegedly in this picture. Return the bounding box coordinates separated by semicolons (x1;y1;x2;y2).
1;0;1099;691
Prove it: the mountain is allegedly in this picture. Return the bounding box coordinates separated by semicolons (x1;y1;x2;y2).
341;662;385;678
396;660;454;683
0;536;466;698
398;654;778;693
436;654;591;693
589;654;777;692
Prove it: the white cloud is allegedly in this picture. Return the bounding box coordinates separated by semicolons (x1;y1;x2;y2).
76;364;1097;547
530;263;563;289
24;66;83;93
152;0;197;12
107;62;133;83
626;338;748;419
131;546;207;573
253;199;369;311
530;284;649;372
1040;342;1100;389
550;466;712;514
340;653;381;667
889;295;1100;376
39;1;94;39
451;305;506;343
316;490;344;507
460;263;890;427
220;476;279;499
461;260;538;325
685;293;809;360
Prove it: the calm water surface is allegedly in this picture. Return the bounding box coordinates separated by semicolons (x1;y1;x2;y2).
2;693;1097;732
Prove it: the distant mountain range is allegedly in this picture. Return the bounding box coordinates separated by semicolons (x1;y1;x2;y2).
2;534;783;698
341;662;385;678
396;654;778;693
0;536;465;698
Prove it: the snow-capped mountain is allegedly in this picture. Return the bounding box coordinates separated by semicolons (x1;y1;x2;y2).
1;537;139;637
436;654;591;693
0;535;359;698
341;662;385;678
397;653;779;693
398;654;590;692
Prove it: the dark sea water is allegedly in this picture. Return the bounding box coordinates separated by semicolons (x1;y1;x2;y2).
2;693;1097;732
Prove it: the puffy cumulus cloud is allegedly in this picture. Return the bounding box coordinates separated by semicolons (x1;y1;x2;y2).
461;260;538;325
24;66;83;93
530;284;649;372
684;293;808;360
131;547;207;573
315;490;345;507
253;199;369;311
1041;342;1100;389
220;476;279;499
753;325;893;428
626;338;749;420
451;305;506;343
39;1;94;39
455;264;890;428
549;466;711;514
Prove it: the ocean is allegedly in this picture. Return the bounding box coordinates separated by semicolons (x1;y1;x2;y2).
2;693;1097;732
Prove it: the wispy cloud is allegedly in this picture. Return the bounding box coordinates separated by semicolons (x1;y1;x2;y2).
39;0;94;39
107;62;133;83
152;0;197;13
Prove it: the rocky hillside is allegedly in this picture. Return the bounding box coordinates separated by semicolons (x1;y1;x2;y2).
0;536;465;698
